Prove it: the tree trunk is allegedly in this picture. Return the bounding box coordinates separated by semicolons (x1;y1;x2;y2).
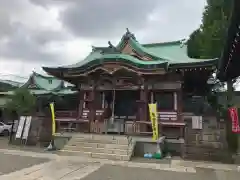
226;79;234;107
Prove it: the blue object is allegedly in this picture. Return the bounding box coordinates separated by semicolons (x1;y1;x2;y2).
144;153;148;158
144;153;153;158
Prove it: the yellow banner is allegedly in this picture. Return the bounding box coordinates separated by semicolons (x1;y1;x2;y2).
50;102;56;136
148;103;159;140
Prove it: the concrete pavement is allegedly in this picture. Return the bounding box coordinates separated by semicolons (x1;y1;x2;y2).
0;148;239;180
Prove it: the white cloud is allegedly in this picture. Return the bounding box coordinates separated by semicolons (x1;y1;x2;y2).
0;0;207;80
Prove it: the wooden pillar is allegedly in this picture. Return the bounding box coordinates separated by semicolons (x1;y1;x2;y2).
177;89;183;122
174;92;177;111
137;79;148;133
89;88;96;123
77;91;84;119
140;84;148;122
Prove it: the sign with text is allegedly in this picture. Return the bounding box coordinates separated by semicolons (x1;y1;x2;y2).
22;116;32;140
228;107;240;133
15;116;26;139
148;103;159;140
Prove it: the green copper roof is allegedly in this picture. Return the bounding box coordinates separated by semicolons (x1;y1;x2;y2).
43;30;218;74
1;72;76;96
0;88;77;96
22;72;64;91
0;80;23;87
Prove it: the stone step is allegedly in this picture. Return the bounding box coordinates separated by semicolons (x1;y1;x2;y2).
58;149;92;157
91;152;130;161
64;145;130;155
73;134;130;142
59;150;131;161
66;141;130;150
61;134;134;161
70;138;129;145
71;133;131;141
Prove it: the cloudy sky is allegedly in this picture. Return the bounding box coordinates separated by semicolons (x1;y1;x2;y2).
0;0;207;79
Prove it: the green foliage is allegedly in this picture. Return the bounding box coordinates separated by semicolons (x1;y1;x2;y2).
4;88;36;116
187;0;233;59
188;0;239;154
187;29;205;58
0;83;16;92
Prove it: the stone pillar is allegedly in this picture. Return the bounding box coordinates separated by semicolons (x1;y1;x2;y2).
235;135;240;164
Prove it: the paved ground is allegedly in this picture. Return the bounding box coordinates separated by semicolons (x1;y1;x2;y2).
0;153;49;175
0;137;46;152
83;164;198;180
0;137;239;180
0;149;238;180
82;164;240;180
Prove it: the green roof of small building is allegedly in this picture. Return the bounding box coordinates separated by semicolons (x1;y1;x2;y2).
43;30;218;74
0;88;77;96
1;72;76;96
22;72;64;91
0;80;23;88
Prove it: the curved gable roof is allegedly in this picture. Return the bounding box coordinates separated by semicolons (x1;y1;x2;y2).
22;72;64;91
43;29;218;76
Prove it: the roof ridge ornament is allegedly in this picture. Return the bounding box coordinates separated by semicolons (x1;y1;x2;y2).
108;41;115;48
91;46;96;51
180;39;188;48
124;28;137;41
100;41;120;54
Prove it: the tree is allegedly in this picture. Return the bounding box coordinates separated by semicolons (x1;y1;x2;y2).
187;0;238;154
4;88;36;117
187;0;233;59
0;83;17;92
187;29;204;58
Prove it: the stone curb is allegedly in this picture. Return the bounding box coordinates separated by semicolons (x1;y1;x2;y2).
0;148;58;159
59;156;196;173
171;159;240;172
194;164;240;172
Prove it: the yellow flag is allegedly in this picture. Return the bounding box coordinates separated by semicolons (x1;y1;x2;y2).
148;103;159;140
50;102;56;136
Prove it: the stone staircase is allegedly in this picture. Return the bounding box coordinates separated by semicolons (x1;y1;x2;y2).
59;133;135;161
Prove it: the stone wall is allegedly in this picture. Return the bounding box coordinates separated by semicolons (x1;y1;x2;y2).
26;116;42;145
10;116;52;146
184;116;231;162
37;116;52;147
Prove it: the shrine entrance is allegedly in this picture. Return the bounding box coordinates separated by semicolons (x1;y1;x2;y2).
104;90;139;133
115;90;139;118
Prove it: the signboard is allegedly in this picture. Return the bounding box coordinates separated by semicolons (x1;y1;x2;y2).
228;107;240;133
192;116;203;130
15;116;26;139
50;102;56;136
22;116;32;140
148;103;159;140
